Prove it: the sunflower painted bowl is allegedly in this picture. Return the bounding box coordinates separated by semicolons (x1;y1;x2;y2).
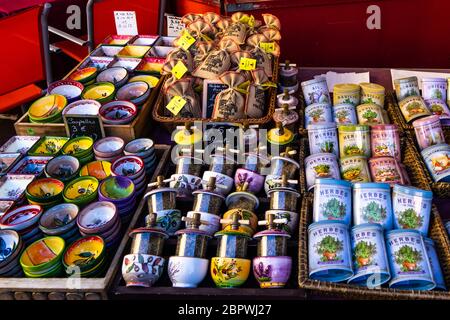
39;203;79;235
48;80;84;103
81;82;116;104
20;236;65;273
79;161;112;181
62;137;94;158
63;176;99;206
25;177;64;205
28;94;67;123
98;176;135;204
62;235;105;273
28;136;69;156
44;155;80;182
68;67;98;85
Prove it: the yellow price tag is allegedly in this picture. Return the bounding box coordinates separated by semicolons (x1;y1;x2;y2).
260;42;275;54
178;30;196;51
239;57;257;71
166;96;187;116
248;15;255;27
172;60;188;79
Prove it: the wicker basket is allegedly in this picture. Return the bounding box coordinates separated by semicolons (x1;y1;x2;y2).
298;195;450;300
152;58;280;132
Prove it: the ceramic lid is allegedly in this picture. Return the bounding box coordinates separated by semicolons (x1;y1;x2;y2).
393;184;433;199
412;115;441;127
267;123;293;144
214;229;250;239
225;191;259;209
147;176;177;196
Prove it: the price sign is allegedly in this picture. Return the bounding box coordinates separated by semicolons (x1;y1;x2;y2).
239;57;257;71
172;60;188;79
63;114;105;141
166;96;187;116
166;15;183;37
114;11;138;35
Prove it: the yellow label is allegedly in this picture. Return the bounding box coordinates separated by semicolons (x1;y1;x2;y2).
260;42;275;53
166;96;187;116
178;30;196;51
172;60;188;79
248;15;255;27
239;57;257;71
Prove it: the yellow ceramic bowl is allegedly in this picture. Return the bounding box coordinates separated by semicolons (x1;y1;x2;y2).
79;161;112;181
26;178;64;203
210;257;251;288
63;235;105;272
62;137;94;157
29;94;67;121
63;176;99;203
81;82;115;104
129;75;160;88
118;45;150;58
69;67;98;84
20;236;65;272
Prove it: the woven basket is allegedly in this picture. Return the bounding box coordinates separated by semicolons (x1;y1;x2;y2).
298;195;450;300
152;57;280;132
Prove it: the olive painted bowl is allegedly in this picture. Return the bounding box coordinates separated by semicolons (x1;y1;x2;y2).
68;67;98;85
98;176;135;204
62;136;94;158
48;80;84;103
25;178;64;204
38;203;79;236
20;236;65;273
62;235;105;273
28;94;67;123
124;138;154;158
99;100;137;125
77;201;118;234
210;257;251;288
79;161;112;181
115;81;150;106
63;176;99;206
96;67;128;88
81;82;116;104
62;99;101;116
0;230;22;268
94;137;124;159
45;155;80;182
111;155;145;180
0;205;43;232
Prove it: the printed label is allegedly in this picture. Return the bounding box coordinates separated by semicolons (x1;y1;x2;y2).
393;190;431;234
308;127;339;156
353;188;392;228
166;96;187;116
314;184;351;224
352;227;389;277
239;57;257;71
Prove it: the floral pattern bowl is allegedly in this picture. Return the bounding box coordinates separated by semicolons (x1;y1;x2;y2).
111;156;145;181
62;235;105;274
168;256;209;288
122;253;165;287
210;257;251;288
62;137;94;159
28;136;69;156
0;230;21;268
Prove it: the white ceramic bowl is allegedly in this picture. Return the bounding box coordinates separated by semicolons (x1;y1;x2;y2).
122;254;165;287
124;138;154;158
201;171;234;196
168;256;209;288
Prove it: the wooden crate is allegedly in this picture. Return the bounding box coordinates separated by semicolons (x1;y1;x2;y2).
0;145;171;300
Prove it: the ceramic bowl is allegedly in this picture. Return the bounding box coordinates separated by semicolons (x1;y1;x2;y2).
98;220;121;243
48;80;84;103
78;154;95;167
170;174;202;199
79;161;112;181
117;45;150;58
27;136;69;157
253;256;292;288
28;94;67;123
99;101;137;125
0;230;21;268
265;210;299;235
45;155;80;182
234;168;264;195
210;257;251;288
63;176;99;206
62;137;94;158
116;81;150;106
122;254;165;287
201;171;234;196
226;191;259;212
25;178;64;204
62;99;101;116
168;256;209;288
98;176;135;204
0;205;43;231
96;67;128;88
111;156;145;180
20;236;65;273
129;75;160;89
62;235;105;273
186;211;220;236
39;203;79;235
94;137;124;158
69;67;98;85
77;201;118;234
124;138;154;158
81;82;116;104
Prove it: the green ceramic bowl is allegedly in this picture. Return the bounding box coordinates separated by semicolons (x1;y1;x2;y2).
63;176;99;207
81;82;116;104
62;137;94;159
20;236;65;273
25;178;65;204
78;153;95;166
24;263;63;278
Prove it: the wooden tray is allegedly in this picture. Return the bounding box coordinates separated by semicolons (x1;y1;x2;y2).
298;195;450;300
0;145;171;300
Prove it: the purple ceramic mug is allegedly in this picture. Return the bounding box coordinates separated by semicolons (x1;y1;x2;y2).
253;256;292;289
234;168;264;194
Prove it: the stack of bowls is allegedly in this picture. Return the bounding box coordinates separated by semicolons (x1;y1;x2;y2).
111;156;146;195
20;236;65;278
124;138;156;176
45;155;80;182
77;201;121;249
99;101;137;125
39;203;80;244
79;160;112;181
62;137;95;166
94;137;124;162
0;205;44;244
28;94;67;123
25;178;64;209
0;230;24;277
98;176;135;223
63;176;99;208
62;235;106;278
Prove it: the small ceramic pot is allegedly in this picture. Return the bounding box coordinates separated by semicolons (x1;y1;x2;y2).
234;168;264;194
154;209;182;236
265;210;299;235
122;254;165;287
226;191;259;212
175;156;204;176
201;171;234;195
268;188;300;212
192;189;224;216
221;209;258;236
168;256;209;288
116;81;150;106
45;155;80;182
210;257;251;288
186;211;220;236
209;155;236;177
253;256;292;288
99;100;137;125
170;174;202;199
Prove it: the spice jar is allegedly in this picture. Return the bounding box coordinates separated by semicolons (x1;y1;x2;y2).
360;82;385;107
368;156;403;185
202;146;237;195
192;177;224;216
305;102;333;125
211;213;251;288
424;99;450;121
421;77;447;101
356;103;386;125
235;152;269;194
421;143;450;182
145;176;181;235
305;153;341;191
122;212;168;287
273;103;299;132
301;77;331;106
394;76;420;102
168;213;211;288
253;214;292;288
370;124;401;160
242;122;259;152
412;115;445;150
333;103;357;124
277;89;298;108
307;123;339;156
340;156;371;183
338;124;371;158
171;154;204;199
398;95;430;123
268;176;300;212
267;122;294;155
265;148;300;193
279;60;299;92
208;148;237;177
333;83;361;106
